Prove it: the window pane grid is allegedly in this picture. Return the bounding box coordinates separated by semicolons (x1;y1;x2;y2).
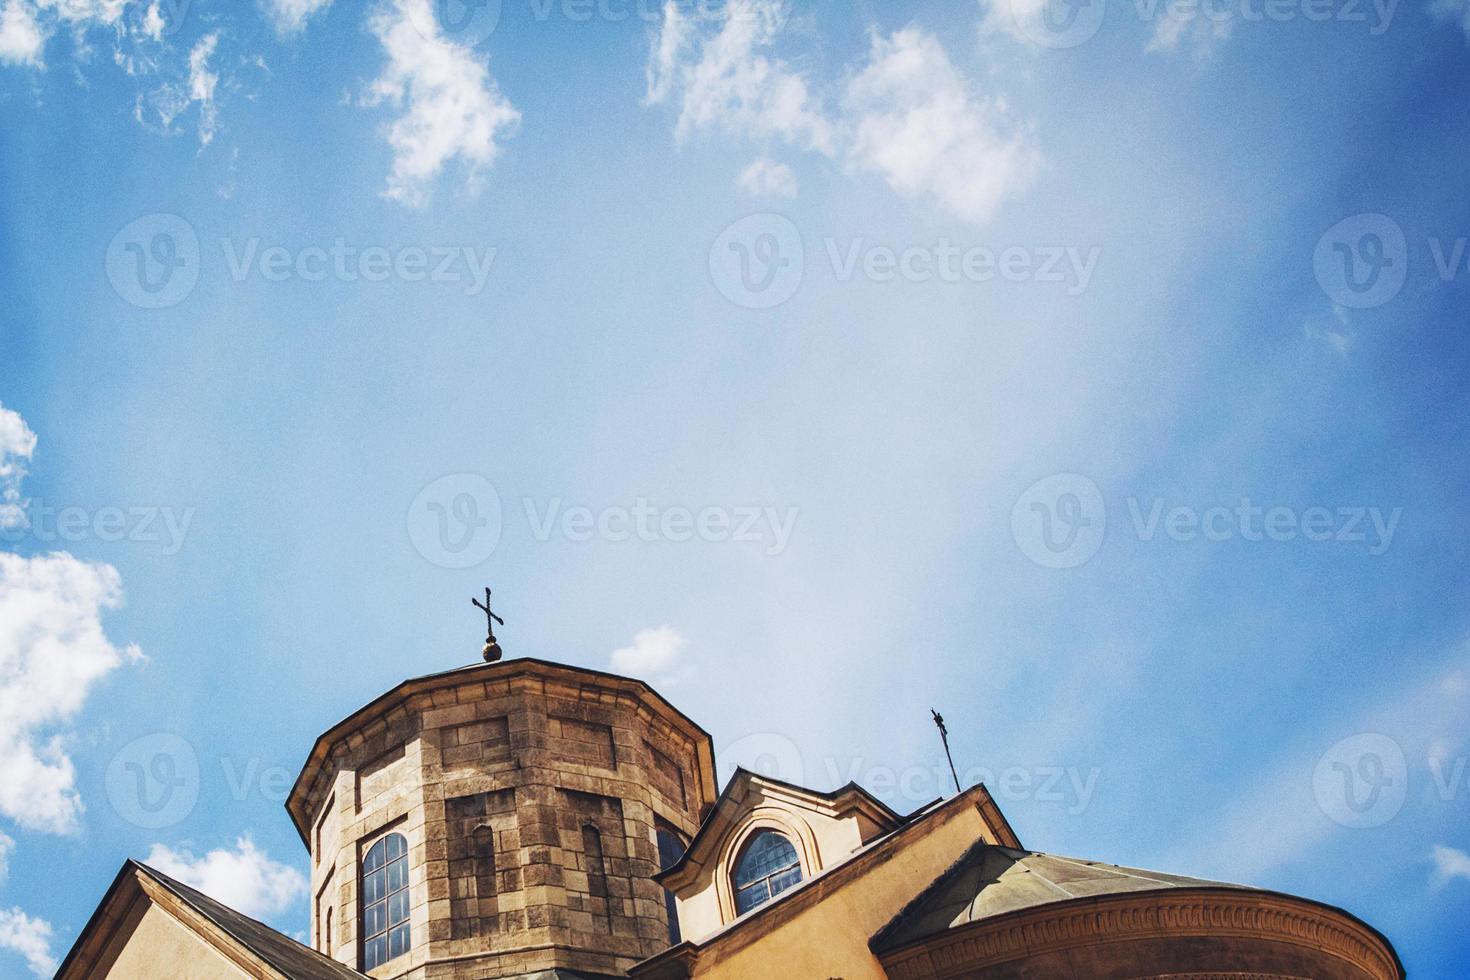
732;831;802;916
362;834;411;971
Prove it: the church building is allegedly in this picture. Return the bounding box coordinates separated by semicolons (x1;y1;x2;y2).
56;656;1404;979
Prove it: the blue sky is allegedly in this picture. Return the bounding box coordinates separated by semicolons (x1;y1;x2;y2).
2;0;1469;974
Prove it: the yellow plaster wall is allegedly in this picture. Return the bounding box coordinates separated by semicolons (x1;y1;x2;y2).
97;903;252;980
689;802;993;980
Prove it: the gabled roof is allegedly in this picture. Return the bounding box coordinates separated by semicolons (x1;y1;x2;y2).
654;767;912;889
870;843;1259;953
56;860;366;980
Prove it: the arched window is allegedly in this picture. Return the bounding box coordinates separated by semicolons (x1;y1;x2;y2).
655;825;687;944
361;833;410;970
731;830;802;916
324;908;332;953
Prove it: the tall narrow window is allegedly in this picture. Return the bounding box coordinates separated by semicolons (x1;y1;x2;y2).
731;831;802;916
655;825;687;944
362;833;410;971
325;908;332;954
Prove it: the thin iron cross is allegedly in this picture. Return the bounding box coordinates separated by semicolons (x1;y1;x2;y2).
472;588;504;638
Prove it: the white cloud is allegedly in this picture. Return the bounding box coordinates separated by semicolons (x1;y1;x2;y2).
645;7;1036;223
144;837;307;919
187;32;218;146
365;0;521;207
736;156;797;197
1431;843;1470;886
653;0;832;153
845;28;1039;224
0;0;47;67
0;403;36;530
1146;6;1236;63
610;625;691;686
0;908;55;979
261;0;332;36
0;551;143;834
0;832;12;882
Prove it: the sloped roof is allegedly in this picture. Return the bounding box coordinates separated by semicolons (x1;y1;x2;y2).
138;862;369;980
871;843;1254;953
56;860;368;980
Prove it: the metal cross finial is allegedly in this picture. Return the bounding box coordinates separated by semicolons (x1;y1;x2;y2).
472;588;504;640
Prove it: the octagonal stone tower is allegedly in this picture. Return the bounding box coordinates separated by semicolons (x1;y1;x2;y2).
286;658;718;980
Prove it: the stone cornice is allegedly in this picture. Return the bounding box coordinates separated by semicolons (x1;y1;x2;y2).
878;888;1403;980
285;657;718;844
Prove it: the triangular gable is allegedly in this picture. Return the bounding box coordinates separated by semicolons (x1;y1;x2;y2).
56;861;365;980
656;768;907;892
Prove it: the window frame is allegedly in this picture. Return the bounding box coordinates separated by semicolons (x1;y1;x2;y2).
360;831;411;971
730;830;803;916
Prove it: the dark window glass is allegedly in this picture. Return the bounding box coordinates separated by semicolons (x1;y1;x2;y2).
732;831;802;916
655;827;687;945
362;833;411;970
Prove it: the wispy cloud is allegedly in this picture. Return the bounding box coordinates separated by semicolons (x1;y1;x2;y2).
736;156;797;197
261;0;333;36
0;404;36;531
645;4;1038;223
1430;843;1470;886
364;0;521;207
